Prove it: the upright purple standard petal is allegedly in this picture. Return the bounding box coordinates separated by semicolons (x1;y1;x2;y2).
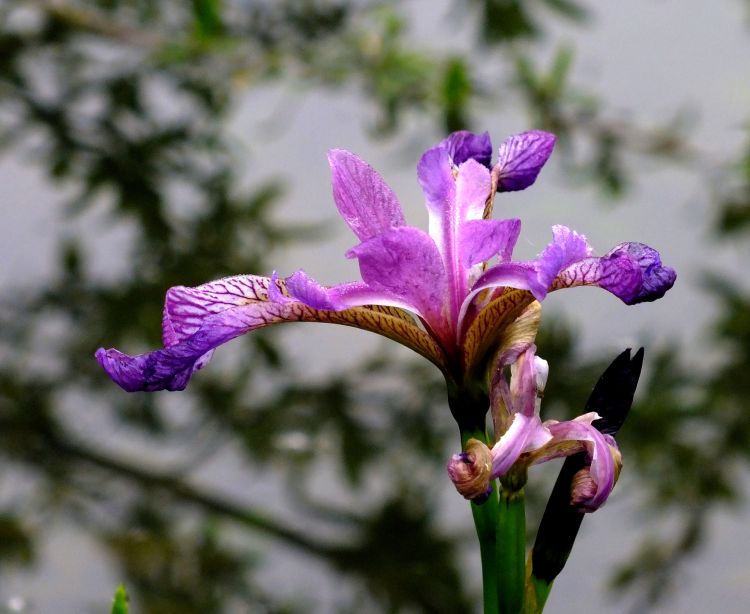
417;145;455;217
328;149;405;242
494;130;556;192
442;130;493;168
418;149;494;320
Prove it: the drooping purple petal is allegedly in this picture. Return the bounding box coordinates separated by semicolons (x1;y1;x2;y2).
162;275;274;346
535;225;593;289
100;275;285;391
98;304;268;392
604;242;677;304
466;225;590;306
98;271;455;391
346;226;449;333
490;412;552;478
442;130;493;168
494;130;556;192
470;225;676;310
530;414;619;511
551;241;676;305
328;149;405;242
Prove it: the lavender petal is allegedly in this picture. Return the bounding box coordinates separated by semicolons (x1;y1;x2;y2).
328;149;405;242
605;242;677;304
494;130;556;192
346;226;448;330
442;130;493;168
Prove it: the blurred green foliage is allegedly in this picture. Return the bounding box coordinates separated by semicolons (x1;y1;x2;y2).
0;1;749;613
111;585;129;614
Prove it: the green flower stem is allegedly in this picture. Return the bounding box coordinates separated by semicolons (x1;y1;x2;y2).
460;427;500;614
473;481;500;614
497;484;526;614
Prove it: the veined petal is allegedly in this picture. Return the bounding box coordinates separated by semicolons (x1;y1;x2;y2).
346;226;449;334
328;149;405;242
462;291;537;376
536;225;593;288
469;225;628;304
551;242;676;305
98;274;449;392
162;275;272;346
493;130;556;192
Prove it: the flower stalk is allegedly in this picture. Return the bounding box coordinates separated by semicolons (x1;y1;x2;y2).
497;476;527;614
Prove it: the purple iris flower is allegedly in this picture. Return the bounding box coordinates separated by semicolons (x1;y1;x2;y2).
96;130;676;392
447;346;622;511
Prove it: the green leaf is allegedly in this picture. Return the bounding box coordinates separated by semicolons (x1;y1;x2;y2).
111;584;129;614
192;0;223;40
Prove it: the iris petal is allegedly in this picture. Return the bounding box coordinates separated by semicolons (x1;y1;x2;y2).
328;149;405;242
551;241;676;304
494;130;556;192
347;226;449;332
443;130;493;167
529;414;619;510
97;274;449;391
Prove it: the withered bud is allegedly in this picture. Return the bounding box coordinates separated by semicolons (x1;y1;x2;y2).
570;467;598;513
447;438;493;501
570;444;623;512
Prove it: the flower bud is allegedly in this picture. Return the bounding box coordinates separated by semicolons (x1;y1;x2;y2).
570;467;598;512
570;442;623;512
446;438;493;500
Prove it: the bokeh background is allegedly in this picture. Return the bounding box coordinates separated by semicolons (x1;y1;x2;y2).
1;1;749;612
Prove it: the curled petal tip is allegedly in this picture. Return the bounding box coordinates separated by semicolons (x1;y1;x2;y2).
570;468;598;512
613;242;676;304
571;442;622;512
